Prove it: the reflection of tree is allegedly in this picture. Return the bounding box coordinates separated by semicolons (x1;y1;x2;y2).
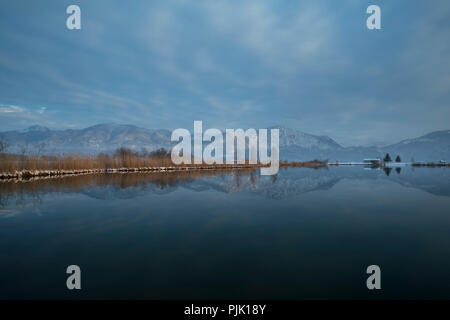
15;192;43;210
0;186;43;212
234;171;241;188
383;167;401;175
383;167;392;176
0;168;259;207
0;193;9;208
271;174;278;184
250;171;257;187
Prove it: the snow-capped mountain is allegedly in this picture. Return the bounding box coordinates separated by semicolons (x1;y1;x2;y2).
0;124;449;161
0;123;346;158
383;130;450;162
279;128;450;161
0;123;172;154
273;126;342;150
20;125;51;133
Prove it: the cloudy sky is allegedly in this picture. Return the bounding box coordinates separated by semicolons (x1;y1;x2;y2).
0;0;449;146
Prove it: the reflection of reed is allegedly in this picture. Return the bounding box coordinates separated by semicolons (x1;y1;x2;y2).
0;169;258;206
412;162;449;167
279;160;328;169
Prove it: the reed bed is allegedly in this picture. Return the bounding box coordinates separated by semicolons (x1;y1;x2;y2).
0;148;174;173
0;147;329;180
0;147;269;180
412;162;449;167
279;160;328;169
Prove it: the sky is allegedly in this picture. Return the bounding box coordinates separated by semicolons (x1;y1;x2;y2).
0;0;449;146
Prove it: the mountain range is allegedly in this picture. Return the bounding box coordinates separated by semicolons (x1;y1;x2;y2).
0;123;449;161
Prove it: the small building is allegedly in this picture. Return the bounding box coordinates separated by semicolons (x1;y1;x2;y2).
363;158;382;166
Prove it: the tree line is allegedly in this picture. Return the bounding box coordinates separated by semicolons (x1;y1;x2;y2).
0;145;173;173
383;153;402;163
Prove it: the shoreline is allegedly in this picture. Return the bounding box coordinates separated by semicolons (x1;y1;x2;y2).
0;164;267;181
1;160;448;182
0;161;329;181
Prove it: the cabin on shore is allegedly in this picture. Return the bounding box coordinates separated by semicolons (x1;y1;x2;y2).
363;158;382;166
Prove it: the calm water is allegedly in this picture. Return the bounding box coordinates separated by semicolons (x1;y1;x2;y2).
1;166;450;299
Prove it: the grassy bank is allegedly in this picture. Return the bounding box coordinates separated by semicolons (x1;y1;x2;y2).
279;160;328;169
412;162;449;167
0;147;330;180
0;147;173;173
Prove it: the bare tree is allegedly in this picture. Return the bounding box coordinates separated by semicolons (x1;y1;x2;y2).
0;140;8;154
36;142;46;156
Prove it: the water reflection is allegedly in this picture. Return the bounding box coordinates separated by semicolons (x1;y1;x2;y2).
1;166;450;213
0;169;259;211
2;166;450;299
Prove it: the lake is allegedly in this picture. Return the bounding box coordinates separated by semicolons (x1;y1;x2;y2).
1;166;450;299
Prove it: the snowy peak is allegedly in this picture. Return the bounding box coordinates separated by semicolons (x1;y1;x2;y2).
272;126;342;150
383;130;450;162
395;130;450;146
21;125;50;133
1;125;449;161
1;123;172;154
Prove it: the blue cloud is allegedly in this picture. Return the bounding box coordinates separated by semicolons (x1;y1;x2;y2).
0;0;449;146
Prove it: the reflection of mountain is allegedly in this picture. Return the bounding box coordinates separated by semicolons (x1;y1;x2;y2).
80;184;175;200
1;168;450;205
0;169;344;203
72;170;342;200
185;167;450;199
387;167;450;197
185;169;341;199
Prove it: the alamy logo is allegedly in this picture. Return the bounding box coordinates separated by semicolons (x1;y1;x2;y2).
66;5;81;30
66;265;81;290
171;121;279;175
366;5;381;30
366;265;381;290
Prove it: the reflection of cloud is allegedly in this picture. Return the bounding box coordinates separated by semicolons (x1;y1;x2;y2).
0;209;21;218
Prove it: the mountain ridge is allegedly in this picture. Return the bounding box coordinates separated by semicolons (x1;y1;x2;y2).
0;123;449;161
